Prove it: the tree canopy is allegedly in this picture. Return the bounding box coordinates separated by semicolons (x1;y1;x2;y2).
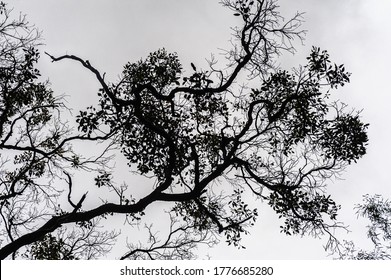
0;0;368;259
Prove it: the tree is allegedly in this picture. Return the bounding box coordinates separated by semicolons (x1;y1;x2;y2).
0;1;118;259
338;195;391;260
0;0;368;259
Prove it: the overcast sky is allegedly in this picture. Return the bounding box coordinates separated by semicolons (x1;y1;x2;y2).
8;0;391;259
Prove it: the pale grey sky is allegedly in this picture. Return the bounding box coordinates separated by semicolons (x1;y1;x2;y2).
8;0;391;259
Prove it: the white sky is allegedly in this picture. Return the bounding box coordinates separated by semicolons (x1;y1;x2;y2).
8;0;391;259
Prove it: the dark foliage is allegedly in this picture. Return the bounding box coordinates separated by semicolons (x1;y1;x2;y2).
339;195;391;260
0;0;368;259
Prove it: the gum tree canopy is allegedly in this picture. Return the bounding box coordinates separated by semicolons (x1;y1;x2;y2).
0;0;368;259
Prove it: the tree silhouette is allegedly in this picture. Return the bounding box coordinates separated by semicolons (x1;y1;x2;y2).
338;195;391;260
0;0;368;259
